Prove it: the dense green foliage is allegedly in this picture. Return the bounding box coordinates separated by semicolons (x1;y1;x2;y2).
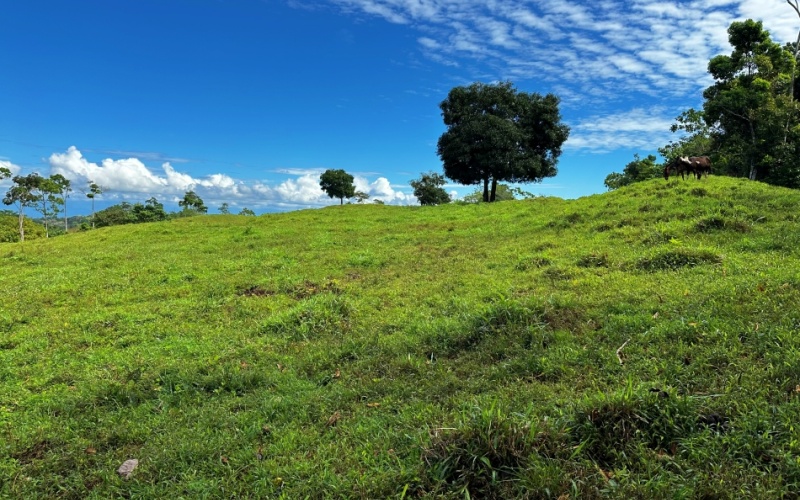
319;169;356;205
2;177;800;497
2;174;42;242
410;172;451;205
2;173;73;239
611;18;800;191
461;183;534;203
437;81;569;202
0;215;44;242
94;198;169;228
704;20;798;184
604;154;663;190
670;19;800;187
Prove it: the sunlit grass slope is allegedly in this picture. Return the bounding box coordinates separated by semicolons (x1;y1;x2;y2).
2;176;800;498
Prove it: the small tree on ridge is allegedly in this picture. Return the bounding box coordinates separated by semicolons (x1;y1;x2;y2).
319;169;356;205
410;172;451;206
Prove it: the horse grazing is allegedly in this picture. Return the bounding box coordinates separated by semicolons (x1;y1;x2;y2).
664;157;694;180
689;156;712;178
664;156;712;180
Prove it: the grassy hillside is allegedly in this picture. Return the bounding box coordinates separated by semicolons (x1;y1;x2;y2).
1;176;799;498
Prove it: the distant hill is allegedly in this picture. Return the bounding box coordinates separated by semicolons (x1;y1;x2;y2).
2;177;800;497
30;214;92;231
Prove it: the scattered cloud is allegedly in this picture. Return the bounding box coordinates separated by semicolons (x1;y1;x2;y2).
272;167;326;176
567;108;679;153
325;0;799;151
91;149;191;164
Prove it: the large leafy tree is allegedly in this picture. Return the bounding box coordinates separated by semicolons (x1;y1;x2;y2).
410;172;451;206
2;174;42;242
319;169;356;205
437;81;569;202
702;19;797;184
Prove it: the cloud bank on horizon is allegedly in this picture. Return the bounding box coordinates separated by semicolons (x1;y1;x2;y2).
47;147;413;209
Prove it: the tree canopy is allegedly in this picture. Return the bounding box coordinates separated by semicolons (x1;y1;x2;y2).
604;155;662;190
607;16;800;191
410;172;451;206
86;181;102;228
319;169;356;205
437;81;569;202
2;174;42;241
700;19;799;185
179;190;208;214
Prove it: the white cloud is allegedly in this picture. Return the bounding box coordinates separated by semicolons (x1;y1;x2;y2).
367;176;413;203
326;0;799;151
0;160;21;187
275;173;326;203
45;147;412;210
567;108;678;153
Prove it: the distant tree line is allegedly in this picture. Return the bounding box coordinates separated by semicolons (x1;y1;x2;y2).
5;78;572;242
606;16;800;190
1;168;256;242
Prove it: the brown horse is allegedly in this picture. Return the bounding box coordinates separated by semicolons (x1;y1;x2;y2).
664;157;693;180
664;156;712;180
689;156;712;178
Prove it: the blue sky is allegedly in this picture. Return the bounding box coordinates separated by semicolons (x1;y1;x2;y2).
2;0;798;214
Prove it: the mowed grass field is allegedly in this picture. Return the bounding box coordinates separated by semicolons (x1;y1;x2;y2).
2;176;800;498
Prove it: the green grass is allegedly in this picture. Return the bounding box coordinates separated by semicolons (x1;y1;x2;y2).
2;176;800;498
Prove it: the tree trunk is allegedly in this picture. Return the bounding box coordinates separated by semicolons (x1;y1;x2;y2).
18;208;24;242
748;121;758;181
784;1;800;144
490;178;498;202
91;198;95;228
340;197;343;205
64;196;68;233
482;178;489;202
42;197;49;238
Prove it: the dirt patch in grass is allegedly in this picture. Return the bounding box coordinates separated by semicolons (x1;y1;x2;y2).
238;285;275;297
13;440;53;465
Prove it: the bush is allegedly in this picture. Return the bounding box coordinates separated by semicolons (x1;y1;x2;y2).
635;248;722;271
0;215;45;242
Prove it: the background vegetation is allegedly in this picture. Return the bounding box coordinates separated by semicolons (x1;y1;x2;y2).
2;176;799;497
607;19;800;191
